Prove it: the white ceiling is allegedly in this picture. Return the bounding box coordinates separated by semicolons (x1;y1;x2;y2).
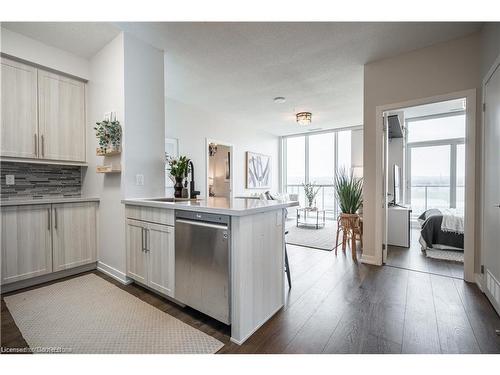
1;22;121;59
119;22;481;135
3;22;482;136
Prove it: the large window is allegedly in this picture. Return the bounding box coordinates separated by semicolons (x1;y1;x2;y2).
282;128;356;219
406;113;465;217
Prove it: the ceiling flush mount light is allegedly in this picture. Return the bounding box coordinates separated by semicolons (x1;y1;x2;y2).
296;111;312;126
273;96;286;104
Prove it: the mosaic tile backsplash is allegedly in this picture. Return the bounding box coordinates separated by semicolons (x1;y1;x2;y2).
0;162;82;200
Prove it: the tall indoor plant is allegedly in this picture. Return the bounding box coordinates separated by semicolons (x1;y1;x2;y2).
166;155;190;198
333;167;363;214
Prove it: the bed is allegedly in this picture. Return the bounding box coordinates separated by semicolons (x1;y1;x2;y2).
418;209;464;251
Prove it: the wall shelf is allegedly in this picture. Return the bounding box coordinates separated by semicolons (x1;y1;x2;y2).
96;165;121;174
96;147;121;156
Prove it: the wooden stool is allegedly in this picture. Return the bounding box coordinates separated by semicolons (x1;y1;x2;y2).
335;214;363;261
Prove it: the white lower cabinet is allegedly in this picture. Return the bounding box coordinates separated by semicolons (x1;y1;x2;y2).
1;204;53;284
126;218;175;298
0;201;98;286
52;202;97;272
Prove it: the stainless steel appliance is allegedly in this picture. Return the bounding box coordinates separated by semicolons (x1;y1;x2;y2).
175;210;230;324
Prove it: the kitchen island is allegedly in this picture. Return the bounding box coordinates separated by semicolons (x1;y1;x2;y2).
122;197;298;345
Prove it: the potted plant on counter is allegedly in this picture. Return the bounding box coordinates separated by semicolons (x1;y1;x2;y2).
333;167;363;259
167;155;190;198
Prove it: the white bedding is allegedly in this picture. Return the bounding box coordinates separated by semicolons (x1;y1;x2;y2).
440;209;464;234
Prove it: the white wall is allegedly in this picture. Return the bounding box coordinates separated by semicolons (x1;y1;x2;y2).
82;33;126;278
0;27;90;80
165;97;280;197
481;23;500;78
363;33;481;268
123;33;165;199
82;32;165;280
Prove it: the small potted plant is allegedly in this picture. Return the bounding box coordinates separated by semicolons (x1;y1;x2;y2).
302;182;320;209
94;121;110;153
107;120;122;152
94;119;122;154
166;155;190;198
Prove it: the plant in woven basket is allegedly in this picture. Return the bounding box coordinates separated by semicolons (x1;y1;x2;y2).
302;182;320;208
333;167;363;214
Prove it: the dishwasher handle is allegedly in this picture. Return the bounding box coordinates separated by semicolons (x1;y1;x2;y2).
175;218;228;230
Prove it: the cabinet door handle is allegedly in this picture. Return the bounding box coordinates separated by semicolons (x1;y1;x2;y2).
47;208;51;230
34;134;38;156
54;208;58;230
141;227;145;252
41;135;45;157
146;229;149;252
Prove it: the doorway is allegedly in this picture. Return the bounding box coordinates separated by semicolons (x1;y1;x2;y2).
379;91;476;281
206;139;233;199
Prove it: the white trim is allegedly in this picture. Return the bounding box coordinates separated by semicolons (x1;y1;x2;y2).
205;138;234;199
374;89;476;282
475;273;485;292
230;304;283;345
97;261;132;285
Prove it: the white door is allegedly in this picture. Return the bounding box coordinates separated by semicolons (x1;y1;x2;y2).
38;69;86;162
0;58;38;158
382;114;389;262
126;219;147;284
483;63;500;314
1;205;53;284
146;222;175;297
52;202;97;272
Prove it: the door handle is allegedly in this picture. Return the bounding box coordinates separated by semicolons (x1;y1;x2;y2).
47;208;51;230
41;135;45;157
141;228;145;252
54;208;58;229
34;134;38;156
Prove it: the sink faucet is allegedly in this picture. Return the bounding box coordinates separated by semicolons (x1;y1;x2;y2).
187;160;200;199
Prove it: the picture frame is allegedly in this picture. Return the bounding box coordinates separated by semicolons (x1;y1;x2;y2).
246;151;271;189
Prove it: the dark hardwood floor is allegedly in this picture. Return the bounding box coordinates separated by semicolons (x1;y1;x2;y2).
2;243;499;354
386;228;464;278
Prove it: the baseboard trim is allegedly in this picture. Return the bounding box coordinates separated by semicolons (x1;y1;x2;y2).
230;304;283;345
1;262;97;294
475;273;485;291
97;261;132;285
361;253;381;266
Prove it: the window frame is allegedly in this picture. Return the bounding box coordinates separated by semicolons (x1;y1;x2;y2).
405;112;465;213
280;126;361;217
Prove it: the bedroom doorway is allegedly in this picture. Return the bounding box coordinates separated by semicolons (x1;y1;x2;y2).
381;93;476;280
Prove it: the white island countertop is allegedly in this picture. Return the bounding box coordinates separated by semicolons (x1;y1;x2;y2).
122;197;299;216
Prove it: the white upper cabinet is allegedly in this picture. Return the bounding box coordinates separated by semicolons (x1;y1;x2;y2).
0;57;87;164
38;70;86;162
0;58;38;158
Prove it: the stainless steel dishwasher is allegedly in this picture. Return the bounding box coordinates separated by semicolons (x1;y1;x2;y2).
175;210;230;324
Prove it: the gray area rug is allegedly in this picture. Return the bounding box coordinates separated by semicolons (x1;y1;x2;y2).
4;273;224;354
425;248;464;263
285;220;338;251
